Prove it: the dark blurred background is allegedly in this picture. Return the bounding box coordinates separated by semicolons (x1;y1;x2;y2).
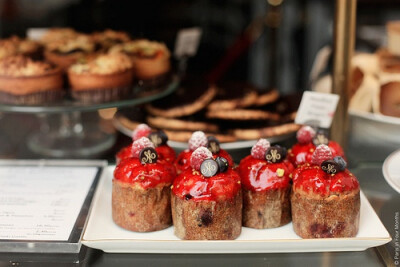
0;0;399;94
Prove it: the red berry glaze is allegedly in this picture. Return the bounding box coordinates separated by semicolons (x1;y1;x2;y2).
292;164;359;196
238;155;291;192
251;139;270;159
296;125;316;144
172;168;241;202
311;144;333;165
114;157;174;189
190;147;213;170
132;123;152;141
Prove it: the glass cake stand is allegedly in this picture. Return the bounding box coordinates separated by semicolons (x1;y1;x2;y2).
0;76;179;158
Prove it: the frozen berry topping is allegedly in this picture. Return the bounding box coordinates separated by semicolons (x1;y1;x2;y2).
251;138;270;159
132;124;152;141
311;144;333;165
131;137;155;158
188;131;208;151
190;147;213;171
333;156;347;171
215;157;229;173
296;125;316;144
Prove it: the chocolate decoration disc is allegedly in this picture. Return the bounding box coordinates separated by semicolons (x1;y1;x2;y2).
265;146;284;163
321;160;340;174
139;147;158;164
148;131;168;147
200;159;218;177
207;136;220;154
312;131;329;146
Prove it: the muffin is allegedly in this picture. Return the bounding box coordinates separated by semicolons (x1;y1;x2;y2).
171;147;242;239
112;137;175;232
40;28;79;45
92;29;130;51
238;140;292;229
0;36;41;60
68;52;133;103
0;56;63;104
291;144;360;238
110;39;170;81
287;125;345;167
116;123;176;175
175;131;234;174
44;34;95;70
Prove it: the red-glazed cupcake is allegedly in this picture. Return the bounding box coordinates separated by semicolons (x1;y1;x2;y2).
175;131;234;174
291;145;360;238
112;137;175;232
171;147;242;240
238;139;292;229
116;124;176;175
287;126;345;167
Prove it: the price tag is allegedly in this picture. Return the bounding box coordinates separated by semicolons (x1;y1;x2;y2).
26;28;49;40
174;27;202;58
295;91;339;129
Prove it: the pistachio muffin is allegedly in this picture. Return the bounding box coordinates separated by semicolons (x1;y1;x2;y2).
92;29;130;51
44;34;95;70
110;39;170;81
68;52;133;103
0;36;41;60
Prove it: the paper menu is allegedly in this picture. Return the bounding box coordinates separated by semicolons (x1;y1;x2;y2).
0;166;97;241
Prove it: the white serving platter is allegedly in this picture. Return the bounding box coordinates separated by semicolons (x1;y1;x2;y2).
82;166;391;253
382;149;400;194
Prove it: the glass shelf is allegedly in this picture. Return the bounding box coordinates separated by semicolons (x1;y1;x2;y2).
0;75;180;114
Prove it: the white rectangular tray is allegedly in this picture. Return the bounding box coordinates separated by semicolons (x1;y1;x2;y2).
82;166;391;253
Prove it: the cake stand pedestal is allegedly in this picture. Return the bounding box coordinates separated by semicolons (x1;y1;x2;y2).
28;112;115;158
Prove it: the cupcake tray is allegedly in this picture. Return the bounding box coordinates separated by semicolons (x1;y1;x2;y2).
82;166;391;254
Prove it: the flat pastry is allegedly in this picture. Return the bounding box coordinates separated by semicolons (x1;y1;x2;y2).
147;116;219;133
232;123;300;140
146;76;217;117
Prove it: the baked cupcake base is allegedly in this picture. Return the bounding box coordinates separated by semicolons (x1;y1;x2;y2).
112;180;172;232
69;69;133;103
171;192;242;240
291;190;360;238
242;187;291;229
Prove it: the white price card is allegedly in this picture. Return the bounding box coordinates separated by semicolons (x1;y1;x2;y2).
174;27;202;58
295;91;339;128
0;166;97;241
27;28;49;40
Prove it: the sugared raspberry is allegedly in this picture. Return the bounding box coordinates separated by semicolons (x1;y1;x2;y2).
132;124;152;141
190;147;213;170
131;137;155;158
311;144;333;165
251;139;270;159
296;125;316;144
188;131;208;151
